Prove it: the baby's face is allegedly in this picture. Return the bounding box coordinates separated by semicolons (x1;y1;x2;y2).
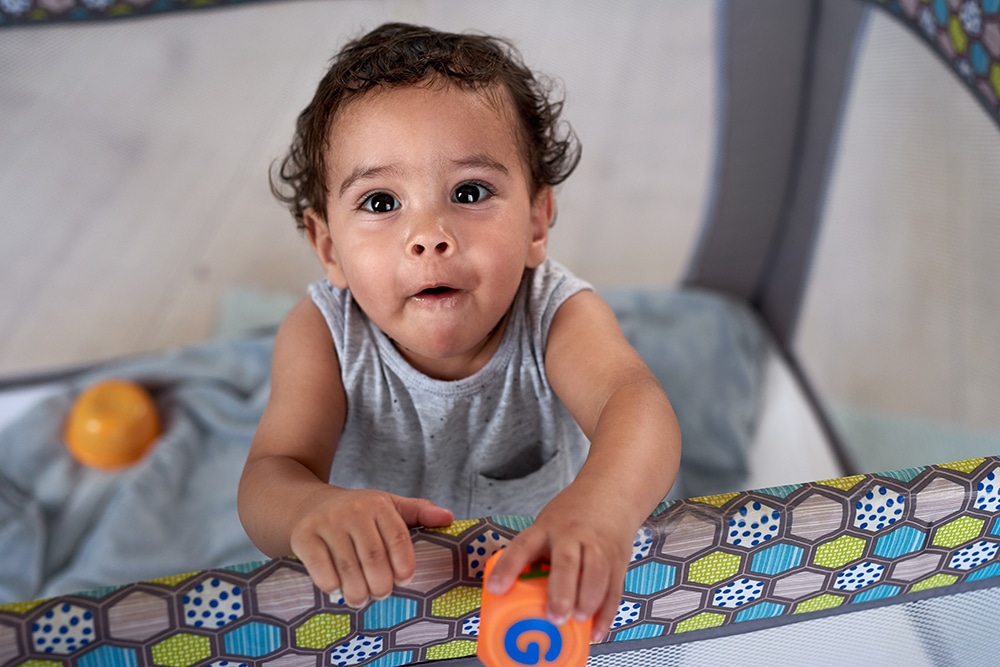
308;82;552;380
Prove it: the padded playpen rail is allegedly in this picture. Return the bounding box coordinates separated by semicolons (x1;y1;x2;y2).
3;456;1000;665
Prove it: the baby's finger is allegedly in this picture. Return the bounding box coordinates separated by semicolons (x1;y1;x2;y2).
376;511;417;586
328;532;371;607
351;523;398;603
574;543;612;621
292;533;341;595
546;541;582;625
592;592;622;643
486;528;547;596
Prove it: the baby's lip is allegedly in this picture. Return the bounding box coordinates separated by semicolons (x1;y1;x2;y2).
411;283;461;298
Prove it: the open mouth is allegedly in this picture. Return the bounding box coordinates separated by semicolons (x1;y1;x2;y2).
417;285;457;297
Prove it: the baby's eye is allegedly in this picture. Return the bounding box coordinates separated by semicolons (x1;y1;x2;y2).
360;192;399;213
452;183;492;204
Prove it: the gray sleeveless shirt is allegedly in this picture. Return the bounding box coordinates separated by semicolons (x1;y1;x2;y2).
308;258;592;519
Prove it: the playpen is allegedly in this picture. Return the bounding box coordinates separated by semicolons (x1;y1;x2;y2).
2;0;1000;664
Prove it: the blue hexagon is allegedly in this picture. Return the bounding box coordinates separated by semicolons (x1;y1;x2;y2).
78;645;139;667
223;621;284;657
750;543;803;576
624;562;676;596
852;584;901;604
874;525;927;560
612;623;664;642
966;562;1000;582
363;597;419;630
734;601;785;623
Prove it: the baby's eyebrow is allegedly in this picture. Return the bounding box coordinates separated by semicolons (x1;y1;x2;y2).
452;154;510;176
338;164;400;197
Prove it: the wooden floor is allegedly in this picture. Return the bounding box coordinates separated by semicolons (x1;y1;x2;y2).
2;2;999;449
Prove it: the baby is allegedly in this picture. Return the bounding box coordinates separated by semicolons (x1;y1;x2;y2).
238;22;681;641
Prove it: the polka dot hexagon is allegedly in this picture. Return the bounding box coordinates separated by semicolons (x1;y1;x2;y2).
834;561;885;591
31;603;95;655
974;467;1000;512
726;501;781;548
948;540;1000;571
183;577;245;629
853;486;905;532
329;634;385;666
712;578;764;608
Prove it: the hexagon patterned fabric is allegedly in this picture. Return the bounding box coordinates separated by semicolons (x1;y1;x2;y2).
3;457;1000;666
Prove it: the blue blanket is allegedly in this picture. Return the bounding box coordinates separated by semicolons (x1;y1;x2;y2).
0;288;766;603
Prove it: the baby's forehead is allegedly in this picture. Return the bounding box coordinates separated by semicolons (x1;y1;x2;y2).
338;79;516;125
327;79;529;159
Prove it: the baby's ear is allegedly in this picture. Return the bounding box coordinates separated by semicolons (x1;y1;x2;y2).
526;186;553;269
304;208;348;289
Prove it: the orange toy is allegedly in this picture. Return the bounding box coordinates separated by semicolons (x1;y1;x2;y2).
64;379;162;470
479;550;591;667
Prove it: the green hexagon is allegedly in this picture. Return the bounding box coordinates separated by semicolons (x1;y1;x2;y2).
793;593;844;614
675;611;725;633
933;516;984;548
430;586;481;618
295;613;351;650
688;551;742;585
151;633;211;667
813;535;866;569
910;573;959;592
426;639;477;660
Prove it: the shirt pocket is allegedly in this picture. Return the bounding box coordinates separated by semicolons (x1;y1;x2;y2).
470;448;573;518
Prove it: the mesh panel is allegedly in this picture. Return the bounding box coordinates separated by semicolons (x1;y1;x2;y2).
586;585;1000;666
796;9;1000;473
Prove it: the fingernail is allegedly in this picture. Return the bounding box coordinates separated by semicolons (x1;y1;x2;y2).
574;611;590;623
591;629;605;643
399;576;414;587
548;612;568;626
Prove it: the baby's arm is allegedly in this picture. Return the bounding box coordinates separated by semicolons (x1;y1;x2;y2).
486;290;681;641
237;298;453;606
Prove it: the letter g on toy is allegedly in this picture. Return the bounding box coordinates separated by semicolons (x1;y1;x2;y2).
503;618;564;665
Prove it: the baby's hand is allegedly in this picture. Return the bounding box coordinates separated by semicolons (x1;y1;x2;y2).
485;502;633;643
289;488;453;607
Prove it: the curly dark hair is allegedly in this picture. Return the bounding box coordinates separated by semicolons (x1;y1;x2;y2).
271;22;581;230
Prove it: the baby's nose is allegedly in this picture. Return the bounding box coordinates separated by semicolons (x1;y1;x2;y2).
408;222;456;257
411;239;451;256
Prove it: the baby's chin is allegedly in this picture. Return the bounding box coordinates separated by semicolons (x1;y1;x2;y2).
388;319;508;380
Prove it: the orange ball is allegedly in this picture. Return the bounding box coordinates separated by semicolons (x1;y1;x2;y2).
64;379;162;470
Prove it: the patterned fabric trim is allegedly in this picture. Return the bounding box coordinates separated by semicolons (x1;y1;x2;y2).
865;0;1000;121
3;456;1000;665
3;0;997;122
0;0;263;25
